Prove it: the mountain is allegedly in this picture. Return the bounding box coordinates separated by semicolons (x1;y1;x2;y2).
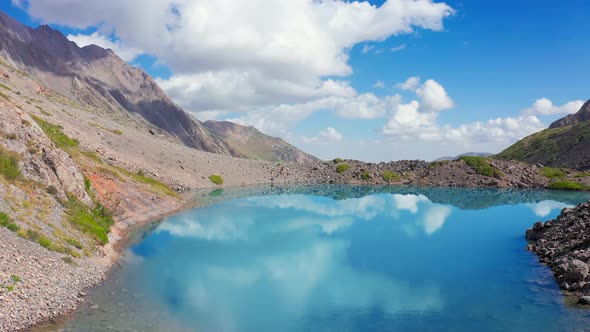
0;10;314;163
203;121;317;163
549;100;590;128
496;99;590;170
434;152;492;162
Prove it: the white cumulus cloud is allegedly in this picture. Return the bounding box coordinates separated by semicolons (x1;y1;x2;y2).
416;79;455;111
20;0;455;117
522;98;584;116
302;127;344;144
395;76;421;91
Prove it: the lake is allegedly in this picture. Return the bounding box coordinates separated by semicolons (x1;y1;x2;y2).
41;185;590;331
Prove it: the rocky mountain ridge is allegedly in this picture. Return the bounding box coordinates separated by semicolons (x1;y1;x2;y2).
550;100;590;129
0;10;314;163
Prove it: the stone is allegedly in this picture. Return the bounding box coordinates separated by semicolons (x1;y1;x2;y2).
578;296;590;305
564;259;589;282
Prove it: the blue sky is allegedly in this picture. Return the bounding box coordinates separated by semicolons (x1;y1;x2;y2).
3;0;589;161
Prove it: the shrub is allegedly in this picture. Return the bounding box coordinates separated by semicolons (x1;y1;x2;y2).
336;163;350;173
0;212;19;232
62;256;76;265
209;174;224;185
113;129;123;135
333;158;344;164
430;160;450;168
83;175;91;191
64;196;114;245
6;223;19;232
382;170;399;182
360;170;371;181
66;237;83;249
0;147;21;181
37;236;51;248
10;275;21;283
541;167;566;179
24;229;40;241
46;186;58;195
459;156;502;178
547;181;587;191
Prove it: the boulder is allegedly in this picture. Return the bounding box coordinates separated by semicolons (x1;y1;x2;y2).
563;259;589;282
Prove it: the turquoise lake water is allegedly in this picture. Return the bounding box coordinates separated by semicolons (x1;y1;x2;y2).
44;186;590;331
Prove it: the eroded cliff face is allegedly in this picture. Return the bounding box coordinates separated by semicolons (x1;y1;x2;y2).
0;104;91;205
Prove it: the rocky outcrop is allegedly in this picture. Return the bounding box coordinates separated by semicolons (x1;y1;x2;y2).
525;201;590;303
550;100;590;129
0;103;90;205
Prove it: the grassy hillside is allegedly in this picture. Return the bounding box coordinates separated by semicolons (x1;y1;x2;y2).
496;121;590;170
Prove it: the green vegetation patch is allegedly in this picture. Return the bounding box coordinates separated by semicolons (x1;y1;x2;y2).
209;174;224;185
360;170;371;181
382;170;399;182
81;150;103;164
31;115;79;151
66;237;83;249
0;212;19;232
132;171;178;196
333;158;344;164
459;156;503;178
90;123;123;135
0;146;21;181
547;181;589;191
540;167;566;179
63;196;114;245
37;235;51;248
336;163;351;173
0;83;12;91
430;160;450;168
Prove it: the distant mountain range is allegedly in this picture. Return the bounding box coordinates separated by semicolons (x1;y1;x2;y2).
497;100;590;170
0;11;316;163
434;152;493;162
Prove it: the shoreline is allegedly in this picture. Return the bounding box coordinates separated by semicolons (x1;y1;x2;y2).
6;181;590;331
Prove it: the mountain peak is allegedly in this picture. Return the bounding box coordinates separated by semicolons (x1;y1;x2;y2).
549;99;590;128
0;9;315;163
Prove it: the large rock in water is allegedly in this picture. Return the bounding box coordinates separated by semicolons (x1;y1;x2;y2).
526;201;590;302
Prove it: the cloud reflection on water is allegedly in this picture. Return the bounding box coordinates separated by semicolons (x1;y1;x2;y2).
143;193;451;331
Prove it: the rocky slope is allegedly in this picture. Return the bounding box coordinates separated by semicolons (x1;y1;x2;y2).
550;100;590;129
0;10;312;163
203;120;317;163
497;99;590;170
525;201;590;305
